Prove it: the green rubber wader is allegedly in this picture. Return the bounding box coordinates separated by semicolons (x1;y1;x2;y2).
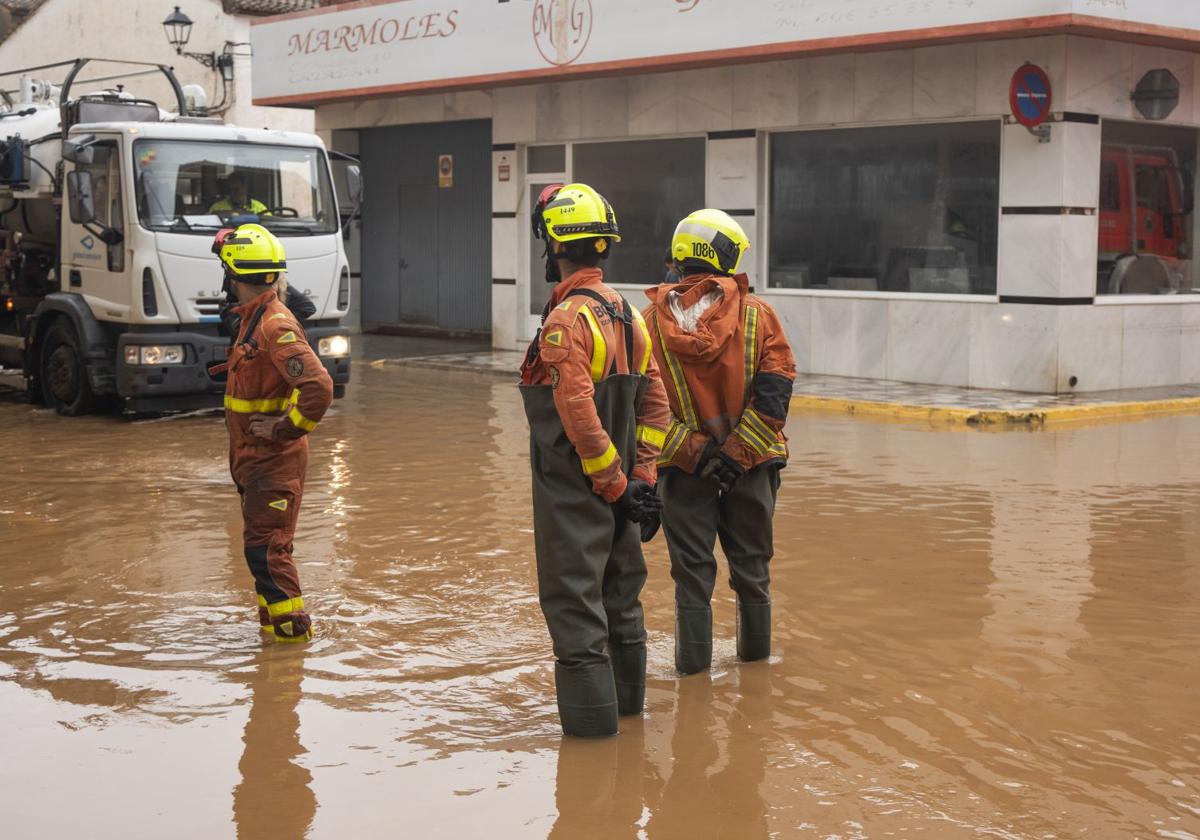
522;374;649;735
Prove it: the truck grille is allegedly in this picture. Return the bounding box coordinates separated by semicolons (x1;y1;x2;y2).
194;297;223;316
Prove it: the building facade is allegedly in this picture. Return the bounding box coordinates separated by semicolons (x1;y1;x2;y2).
254;0;1200;393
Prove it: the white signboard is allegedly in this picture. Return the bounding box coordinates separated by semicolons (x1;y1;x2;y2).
251;0;1200;106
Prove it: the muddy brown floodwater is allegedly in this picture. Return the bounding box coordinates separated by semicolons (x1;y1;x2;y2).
1;363;1199;839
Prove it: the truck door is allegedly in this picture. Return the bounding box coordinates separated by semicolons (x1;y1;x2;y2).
1133;156;1181;260
64;139;129;318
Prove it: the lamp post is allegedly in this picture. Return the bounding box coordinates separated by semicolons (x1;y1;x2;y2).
161;5;239;78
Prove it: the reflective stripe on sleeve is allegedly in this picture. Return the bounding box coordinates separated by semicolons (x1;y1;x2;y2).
735;424;774;457
636;425;667;449
577;304;607;383
581;441;618;475
742;407;776;443
288;406;318;432
653;316;700;431
656;420;688;467
224;395;291;414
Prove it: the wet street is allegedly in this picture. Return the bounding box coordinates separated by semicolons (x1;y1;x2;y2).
1;360;1199;839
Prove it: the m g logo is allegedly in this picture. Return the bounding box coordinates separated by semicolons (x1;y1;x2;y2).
532;0;593;67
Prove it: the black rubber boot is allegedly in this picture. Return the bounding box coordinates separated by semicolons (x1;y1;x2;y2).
736;599;771;662
675;606;713;675
610;642;646;716
554;662;619;737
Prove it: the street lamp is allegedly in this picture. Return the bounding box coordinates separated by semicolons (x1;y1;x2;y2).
162;6;194;54
161;5;241;76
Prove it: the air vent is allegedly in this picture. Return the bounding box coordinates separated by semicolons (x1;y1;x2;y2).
337;267;350;310
142;267;158;316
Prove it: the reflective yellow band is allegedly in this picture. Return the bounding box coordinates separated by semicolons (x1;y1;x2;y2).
224;395;290;414
288;406;318;432
743;305;759;396
637;425;666;449
266;596;306;617
581;441;618;475
577;304;607;383
631;305;652;375
736;423;774;456
742;407;776;442
657;421;688;466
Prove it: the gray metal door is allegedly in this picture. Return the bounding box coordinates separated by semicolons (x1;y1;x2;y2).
398;184;438;325
360;119;492;333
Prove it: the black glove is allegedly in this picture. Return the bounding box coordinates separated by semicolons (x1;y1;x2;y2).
616;479;663;524
699;451;745;493
639;512;661;543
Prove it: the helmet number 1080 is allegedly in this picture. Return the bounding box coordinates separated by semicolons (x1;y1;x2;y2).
693;242;716;260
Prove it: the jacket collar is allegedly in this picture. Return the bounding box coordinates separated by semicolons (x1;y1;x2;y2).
548;267;605;309
232;287;278;317
649;272;749;362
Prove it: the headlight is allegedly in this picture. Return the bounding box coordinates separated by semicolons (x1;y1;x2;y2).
318;335;350;357
125;345;185;365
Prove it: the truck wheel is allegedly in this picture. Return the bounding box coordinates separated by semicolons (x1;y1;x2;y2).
40;321;95;416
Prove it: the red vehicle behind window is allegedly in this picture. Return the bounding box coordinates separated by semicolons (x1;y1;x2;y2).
1099;144;1194;294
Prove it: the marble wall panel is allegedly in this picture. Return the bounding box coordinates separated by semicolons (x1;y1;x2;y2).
491;283;518;350
579;77;630;140
811;297;887;379
914;44;978;119
1057;304;1123;392
854;51;914;123
969;304;1058;391
762;294;812;374
536;82;583;141
1181;303;1200;384
888;300;972;386
629;73;680;136
492;85;538;144
1064;36;1132;117
1121;304;1182;388
797;54;856;126
732;61;800;130
706;136;757;210
677;67;734;133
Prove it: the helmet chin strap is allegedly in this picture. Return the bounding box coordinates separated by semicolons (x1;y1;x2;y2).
543;240;562;284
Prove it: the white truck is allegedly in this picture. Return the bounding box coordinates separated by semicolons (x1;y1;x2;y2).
0;59;356;415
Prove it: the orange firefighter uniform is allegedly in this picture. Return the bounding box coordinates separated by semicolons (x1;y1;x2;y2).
522;267;671;501
225;288;333;641
645;270;796;671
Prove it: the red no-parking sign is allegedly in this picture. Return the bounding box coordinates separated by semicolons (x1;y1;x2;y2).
1010;63;1053;128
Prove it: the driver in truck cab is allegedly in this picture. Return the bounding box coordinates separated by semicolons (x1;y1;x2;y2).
210;171;269;216
211;223;333;643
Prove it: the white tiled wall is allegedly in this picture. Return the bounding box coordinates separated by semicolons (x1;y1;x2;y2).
317;34;1200;393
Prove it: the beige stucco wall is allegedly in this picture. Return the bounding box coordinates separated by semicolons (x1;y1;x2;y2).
0;0;312;133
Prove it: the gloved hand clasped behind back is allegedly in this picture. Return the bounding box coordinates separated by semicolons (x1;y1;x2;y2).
698;441;745;493
616;479;663;522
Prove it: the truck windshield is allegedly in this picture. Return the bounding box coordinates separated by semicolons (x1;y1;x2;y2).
133;139;337;236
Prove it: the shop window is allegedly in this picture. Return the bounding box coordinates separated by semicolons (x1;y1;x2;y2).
769;121;1000;294
1098;122;1197;295
573;137;706;285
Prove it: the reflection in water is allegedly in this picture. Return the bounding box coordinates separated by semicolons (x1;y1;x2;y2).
1;366;1199;837
233;649;315;839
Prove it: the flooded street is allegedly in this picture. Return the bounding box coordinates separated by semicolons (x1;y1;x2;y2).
1;362;1199;839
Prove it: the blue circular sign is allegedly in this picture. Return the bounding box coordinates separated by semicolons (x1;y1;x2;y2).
1010;64;1053;128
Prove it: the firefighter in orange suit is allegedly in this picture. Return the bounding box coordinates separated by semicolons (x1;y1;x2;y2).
520;183;671;737
645;210;796;674
214;223;334;643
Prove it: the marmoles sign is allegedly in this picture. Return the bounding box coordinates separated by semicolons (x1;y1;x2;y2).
251;0;1200;106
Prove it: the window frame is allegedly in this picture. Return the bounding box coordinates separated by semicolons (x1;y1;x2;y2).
760;115;1004;303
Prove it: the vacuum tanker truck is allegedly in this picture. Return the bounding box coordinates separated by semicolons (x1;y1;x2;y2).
0;58;355;414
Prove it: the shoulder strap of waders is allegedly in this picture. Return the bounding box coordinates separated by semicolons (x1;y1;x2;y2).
569;288;633;377
209;302;269;376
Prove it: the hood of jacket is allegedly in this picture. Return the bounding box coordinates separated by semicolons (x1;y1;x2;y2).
646;273;749;363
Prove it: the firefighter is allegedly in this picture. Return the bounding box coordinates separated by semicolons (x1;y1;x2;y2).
646;209;796;674
214;223;334;643
520;183;671;737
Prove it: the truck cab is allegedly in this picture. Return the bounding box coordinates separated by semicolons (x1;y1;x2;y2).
61;120;353;412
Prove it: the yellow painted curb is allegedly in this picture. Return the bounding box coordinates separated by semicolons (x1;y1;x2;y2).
790;394;1200;427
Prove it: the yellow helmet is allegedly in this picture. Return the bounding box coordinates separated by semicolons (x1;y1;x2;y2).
535;182;621;244
671;209;750;275
216;223;286;284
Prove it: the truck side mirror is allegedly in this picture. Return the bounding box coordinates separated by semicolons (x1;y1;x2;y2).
1182;168;1195;215
66;170;97;224
62;135;96;165
345;164;363;206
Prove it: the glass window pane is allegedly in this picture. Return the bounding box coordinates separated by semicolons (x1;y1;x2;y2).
528;145;566;174
573;138;705;286
1098;122;1197;295
769;121;1000;294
